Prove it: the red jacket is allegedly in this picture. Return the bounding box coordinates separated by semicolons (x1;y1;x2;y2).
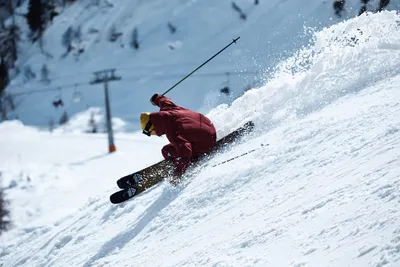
150;96;216;175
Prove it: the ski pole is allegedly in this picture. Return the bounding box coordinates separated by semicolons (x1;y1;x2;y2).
211;143;268;167
162;37;240;96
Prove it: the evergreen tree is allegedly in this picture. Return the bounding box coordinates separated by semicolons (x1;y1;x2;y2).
108;25;117;41
0;58;9;95
359;5;367;15
61;26;73;51
378;0;390;11
59;110;69;125
49;117;54;132
26;0;44;40
359;0;369;15
8;24;20;65
333;1;345;17
74;25;82;42
0;179;11;235
88;112;98;133
26;0;57;42
130;27;139;49
167;22;176;34
231;2;246;20
0;58;11;121
4;0;20;66
23;65;36;82
40;63;50;84
0;24;20;69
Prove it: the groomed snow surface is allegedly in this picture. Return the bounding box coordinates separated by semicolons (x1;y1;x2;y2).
1;10;400;267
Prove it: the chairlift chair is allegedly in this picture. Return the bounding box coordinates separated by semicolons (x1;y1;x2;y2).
72;84;82;103
52;88;64;108
52;98;64;108
220;72;231;95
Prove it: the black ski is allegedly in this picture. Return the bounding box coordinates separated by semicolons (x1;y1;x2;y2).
110;187;138;204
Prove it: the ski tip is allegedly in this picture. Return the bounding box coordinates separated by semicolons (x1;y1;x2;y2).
109;196;118;204
109;187;138;204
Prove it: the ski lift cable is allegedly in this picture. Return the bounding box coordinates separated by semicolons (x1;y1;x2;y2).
8;70;260;97
119;70;259;82
7;63;262;91
10;81;88;96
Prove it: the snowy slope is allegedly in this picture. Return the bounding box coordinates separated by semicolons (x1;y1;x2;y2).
1;10;400;267
6;0;400;130
0;120;167;227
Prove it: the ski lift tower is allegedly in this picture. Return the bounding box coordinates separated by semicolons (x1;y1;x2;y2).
90;69;121;153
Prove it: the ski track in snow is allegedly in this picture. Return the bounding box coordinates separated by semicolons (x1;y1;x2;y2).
1;6;400;267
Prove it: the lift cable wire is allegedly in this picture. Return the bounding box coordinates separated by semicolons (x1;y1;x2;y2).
9;70;260;97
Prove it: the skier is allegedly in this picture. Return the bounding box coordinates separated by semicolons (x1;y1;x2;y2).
140;94;217;181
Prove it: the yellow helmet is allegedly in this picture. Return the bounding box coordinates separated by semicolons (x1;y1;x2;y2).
140;112;155;135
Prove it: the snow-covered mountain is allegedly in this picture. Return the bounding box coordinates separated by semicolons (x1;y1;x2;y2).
1;4;400;266
6;0;399;131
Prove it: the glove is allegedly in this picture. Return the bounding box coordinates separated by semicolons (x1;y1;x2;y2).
162;144;177;160
150;94;159;106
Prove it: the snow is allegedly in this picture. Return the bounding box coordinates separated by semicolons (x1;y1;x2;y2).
1;2;400;267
